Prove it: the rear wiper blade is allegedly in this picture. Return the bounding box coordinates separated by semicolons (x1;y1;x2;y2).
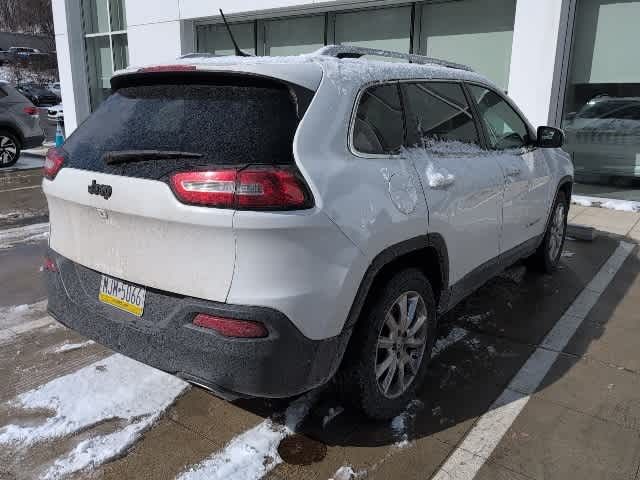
103;150;203;165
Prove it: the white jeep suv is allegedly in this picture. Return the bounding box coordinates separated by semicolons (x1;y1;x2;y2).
43;46;572;419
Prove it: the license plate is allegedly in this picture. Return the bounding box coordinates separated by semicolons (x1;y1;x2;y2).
99;275;146;317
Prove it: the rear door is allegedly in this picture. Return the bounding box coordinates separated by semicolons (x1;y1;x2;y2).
43;74;305;302
467;84;552;253
401;81;503;285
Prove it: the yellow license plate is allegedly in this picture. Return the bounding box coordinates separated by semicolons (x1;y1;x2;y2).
99;275;146;317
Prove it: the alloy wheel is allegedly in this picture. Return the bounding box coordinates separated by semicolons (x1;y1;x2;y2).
548;202;565;261
0;135;17;166
375;291;429;399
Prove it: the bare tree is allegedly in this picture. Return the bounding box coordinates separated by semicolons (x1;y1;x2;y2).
0;0;55;50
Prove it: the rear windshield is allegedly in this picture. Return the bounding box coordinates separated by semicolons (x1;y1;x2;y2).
63;83;299;179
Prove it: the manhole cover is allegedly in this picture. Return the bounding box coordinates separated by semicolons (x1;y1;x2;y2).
277;434;327;465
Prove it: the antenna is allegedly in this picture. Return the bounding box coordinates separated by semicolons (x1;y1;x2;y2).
219;9;251;57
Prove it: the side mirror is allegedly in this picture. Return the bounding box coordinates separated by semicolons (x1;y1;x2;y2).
536;126;564;148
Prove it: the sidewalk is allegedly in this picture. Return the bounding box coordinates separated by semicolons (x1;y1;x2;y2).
569;203;640;241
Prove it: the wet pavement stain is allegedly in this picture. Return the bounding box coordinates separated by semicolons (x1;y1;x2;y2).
277;433;328;465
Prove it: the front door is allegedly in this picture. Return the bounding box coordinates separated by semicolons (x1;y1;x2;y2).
467;85;552;253
401;81;504;286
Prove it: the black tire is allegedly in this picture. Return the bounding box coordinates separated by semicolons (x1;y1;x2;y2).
0;129;21;168
527;191;568;273
336;268;437;420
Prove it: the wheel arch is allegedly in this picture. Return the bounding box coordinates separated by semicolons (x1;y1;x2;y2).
0;122;24;145
343;233;450;332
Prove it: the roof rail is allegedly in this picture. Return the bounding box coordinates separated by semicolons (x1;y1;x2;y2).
314;45;474;72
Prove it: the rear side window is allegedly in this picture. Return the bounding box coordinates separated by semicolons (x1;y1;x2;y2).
62;82;300;179
352;84;404;155
402;82;479;147
0;87;7;98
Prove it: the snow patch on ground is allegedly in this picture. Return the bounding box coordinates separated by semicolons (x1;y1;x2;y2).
0;299;48;331
0;223;49;249
330;466;358;480
572;195;640;213
51;340;94;354
390;400;423;448
432;327;468;357
0;354;188;478
178;390;318;480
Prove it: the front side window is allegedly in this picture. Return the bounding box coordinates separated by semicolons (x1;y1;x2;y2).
402;82;479;147
352;84;404;155
469;85;530;150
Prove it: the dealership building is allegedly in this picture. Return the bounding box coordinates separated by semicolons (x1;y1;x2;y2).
51;0;640;201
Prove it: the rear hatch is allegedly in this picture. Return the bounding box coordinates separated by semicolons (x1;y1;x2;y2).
43;68;316;302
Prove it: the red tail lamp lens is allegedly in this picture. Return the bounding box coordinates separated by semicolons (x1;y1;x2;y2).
170;167;311;210
44;148;65;180
23;106;38;116
193;314;268;338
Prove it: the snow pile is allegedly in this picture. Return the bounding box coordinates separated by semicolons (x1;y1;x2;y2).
178;391;318;480
0;354;188;478
390;400;423;448
0;223;49;249
330;466;357;480
51;340;94;353
0;299;48;331
572;195;640;213
432;327;468;357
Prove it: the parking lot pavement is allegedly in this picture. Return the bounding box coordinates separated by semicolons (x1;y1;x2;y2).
0;166;48;230
0;227;635;480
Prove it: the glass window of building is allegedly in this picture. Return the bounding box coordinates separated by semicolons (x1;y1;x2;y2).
563;0;640;200
82;0;129;111
196;23;256;56
264;16;325;56
335;6;412;56
419;0;516;91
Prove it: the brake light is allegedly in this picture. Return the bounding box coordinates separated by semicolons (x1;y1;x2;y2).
170;167;312;210
44;148;65;180
193;314;268;338
138;65;197;73
23;105;38;116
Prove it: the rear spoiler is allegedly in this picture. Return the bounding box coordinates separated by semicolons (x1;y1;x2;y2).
110;69;318;121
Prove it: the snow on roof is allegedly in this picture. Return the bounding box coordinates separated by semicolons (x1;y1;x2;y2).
114;47;496;93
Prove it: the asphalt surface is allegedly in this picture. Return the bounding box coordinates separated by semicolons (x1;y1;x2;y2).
0;169;639;480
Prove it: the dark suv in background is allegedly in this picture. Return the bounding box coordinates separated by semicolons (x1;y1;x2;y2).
16;83;59;107
0;81;44;167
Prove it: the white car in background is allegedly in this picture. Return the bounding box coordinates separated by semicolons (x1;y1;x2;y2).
42;46;573;419
47;104;63;123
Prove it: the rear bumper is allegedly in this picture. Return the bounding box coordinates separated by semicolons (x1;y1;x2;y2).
45;249;352;398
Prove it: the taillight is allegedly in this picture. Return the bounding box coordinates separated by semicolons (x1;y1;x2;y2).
44;148;65;180
170;167;312;210
23;105;38;116
193;313;268;338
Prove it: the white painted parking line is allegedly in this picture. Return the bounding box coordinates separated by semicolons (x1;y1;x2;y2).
431;241;634;480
